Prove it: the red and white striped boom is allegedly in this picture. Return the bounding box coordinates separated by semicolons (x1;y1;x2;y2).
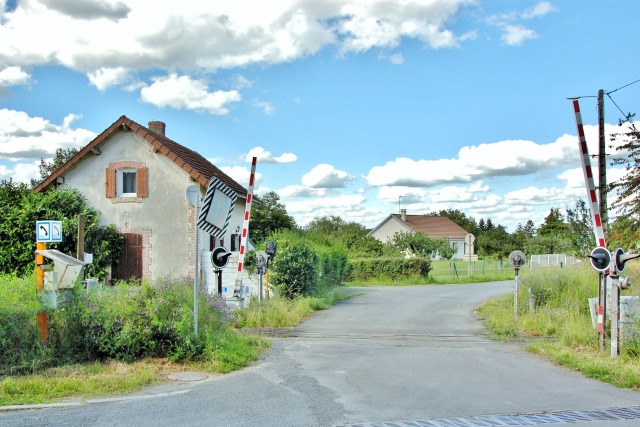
234;157;257;294
571;99;606;248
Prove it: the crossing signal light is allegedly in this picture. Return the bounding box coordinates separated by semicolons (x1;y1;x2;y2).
211;246;232;269
613;247;640;274
588;247;611;272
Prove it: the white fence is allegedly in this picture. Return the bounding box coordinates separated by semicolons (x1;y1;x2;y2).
529;254;578;268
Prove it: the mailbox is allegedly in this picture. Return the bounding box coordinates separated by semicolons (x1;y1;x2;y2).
36;249;87;290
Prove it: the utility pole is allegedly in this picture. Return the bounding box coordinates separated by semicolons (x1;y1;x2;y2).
598;89;607;232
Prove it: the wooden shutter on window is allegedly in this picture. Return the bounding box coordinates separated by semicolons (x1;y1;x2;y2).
106;167;116;198
137;167;148;198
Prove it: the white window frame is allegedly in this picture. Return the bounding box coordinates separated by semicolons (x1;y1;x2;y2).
118;168;137;197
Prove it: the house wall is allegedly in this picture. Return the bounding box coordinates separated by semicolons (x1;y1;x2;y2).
60;131;245;280
450;238;465;259
369;217;409;243
369;218;467;260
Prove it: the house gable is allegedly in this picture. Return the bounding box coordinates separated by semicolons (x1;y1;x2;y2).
32;116;249;281
33;115;247;197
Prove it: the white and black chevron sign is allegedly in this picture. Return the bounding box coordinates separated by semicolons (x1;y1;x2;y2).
197;176;238;239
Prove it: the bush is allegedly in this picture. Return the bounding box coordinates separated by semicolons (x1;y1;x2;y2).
53;276;234;362
0;183;123;279
0;274;52;375
270;242;318;299
347;257;431;281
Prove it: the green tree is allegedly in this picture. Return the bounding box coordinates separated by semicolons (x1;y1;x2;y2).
429;209;480;236
608;215;640;252
35;147;79;185
608;118;640;248
387;231;454;259
525;234;573;255
477;225;512;258
566;198;595;256
537;208;570;237
0;181;122;278
250;191;296;244
304;215;367;237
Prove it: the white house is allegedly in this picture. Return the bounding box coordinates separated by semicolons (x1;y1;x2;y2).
34;116;256;292
367;209;474;260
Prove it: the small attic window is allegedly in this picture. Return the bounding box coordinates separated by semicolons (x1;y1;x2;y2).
120;169;137;196
106;162;148;200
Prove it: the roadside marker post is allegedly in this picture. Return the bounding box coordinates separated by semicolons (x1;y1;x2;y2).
508;250;526;323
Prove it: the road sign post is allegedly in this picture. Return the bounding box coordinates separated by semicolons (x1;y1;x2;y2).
509;250;526;323
186;185;202;335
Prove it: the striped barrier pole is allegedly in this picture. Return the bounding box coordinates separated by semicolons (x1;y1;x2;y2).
234;157;257;299
571;98;608;350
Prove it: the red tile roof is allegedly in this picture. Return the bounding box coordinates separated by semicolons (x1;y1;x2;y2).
393;214;469;239
33;115;247;197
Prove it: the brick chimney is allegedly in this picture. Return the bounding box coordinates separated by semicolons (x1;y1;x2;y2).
148;121;166;136
400;209;407;222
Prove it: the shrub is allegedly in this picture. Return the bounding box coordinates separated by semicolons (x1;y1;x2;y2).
0;274;52;375
46;275;234;364
347;257;431;281
270;242;318;299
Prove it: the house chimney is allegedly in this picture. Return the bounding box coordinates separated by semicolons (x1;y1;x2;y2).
148;121;166;136
400;209;407;222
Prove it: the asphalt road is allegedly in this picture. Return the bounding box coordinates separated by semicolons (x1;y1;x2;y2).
2;281;640;427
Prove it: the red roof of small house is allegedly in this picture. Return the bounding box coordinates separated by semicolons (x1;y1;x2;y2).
392;214;469;239
33;115;247;196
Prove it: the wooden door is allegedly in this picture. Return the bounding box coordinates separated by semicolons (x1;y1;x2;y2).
111;233;143;283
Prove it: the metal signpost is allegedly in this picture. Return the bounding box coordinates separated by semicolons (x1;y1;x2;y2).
508;250;526;323
185;185;201;335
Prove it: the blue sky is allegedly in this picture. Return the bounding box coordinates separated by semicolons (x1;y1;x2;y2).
1;0;638;232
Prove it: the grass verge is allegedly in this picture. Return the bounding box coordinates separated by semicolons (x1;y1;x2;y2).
0;328;269;407
234;287;355;328
1;287;352;407
477;263;640;389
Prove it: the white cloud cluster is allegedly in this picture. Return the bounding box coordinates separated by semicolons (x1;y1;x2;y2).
302;164;355;188
0;109;95;181
0;0;476;74
219;165;264;188
0;66;31;87
140;74;241;115
487;1;557;46
245;146;297;164
365;123;619;188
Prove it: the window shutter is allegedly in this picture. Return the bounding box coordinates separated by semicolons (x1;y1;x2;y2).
106;167;116;198
137;167;148;198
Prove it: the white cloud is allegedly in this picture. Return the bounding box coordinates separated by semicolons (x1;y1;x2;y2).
501;25;538;46
0;66;31;87
364;128;624;188
233;74;253;89
140;74;241;115
219;165;263;188
0;0;476;78
283;193;368;226
245;146;297;164
521;1;557;19
0;109;94;161
302;163;356;188
87;67;134;91
279;185;329;199
251;100;275;115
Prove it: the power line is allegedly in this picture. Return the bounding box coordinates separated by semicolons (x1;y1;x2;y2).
568;77;640;100
606;78;640;95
